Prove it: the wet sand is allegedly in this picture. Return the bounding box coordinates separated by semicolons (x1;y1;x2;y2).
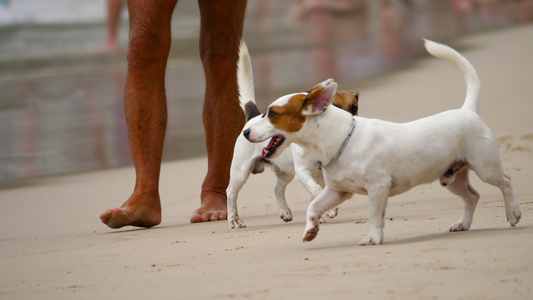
1;24;532;299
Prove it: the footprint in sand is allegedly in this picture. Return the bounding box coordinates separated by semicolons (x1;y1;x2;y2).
496;134;533;153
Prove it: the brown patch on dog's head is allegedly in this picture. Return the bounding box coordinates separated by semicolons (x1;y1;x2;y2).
267;94;307;133
332;90;359;116
266;79;339;133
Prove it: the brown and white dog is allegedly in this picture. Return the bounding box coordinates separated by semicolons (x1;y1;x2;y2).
243;40;522;245
227;42;359;229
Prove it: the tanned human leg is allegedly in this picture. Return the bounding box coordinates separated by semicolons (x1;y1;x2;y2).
191;0;248;223
100;0;178;229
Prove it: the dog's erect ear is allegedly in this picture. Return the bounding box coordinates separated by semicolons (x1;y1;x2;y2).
302;79;338;115
350;91;359;102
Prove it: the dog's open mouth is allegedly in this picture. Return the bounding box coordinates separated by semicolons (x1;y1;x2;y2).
262;135;285;158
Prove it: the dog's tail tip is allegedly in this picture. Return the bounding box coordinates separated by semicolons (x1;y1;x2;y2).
423;38;449;56
422;38;435;48
238;40;250;65
237;40;260;121
423;38;480;113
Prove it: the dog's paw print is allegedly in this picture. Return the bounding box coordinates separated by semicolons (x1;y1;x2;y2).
520;133;533;142
497;134;533;153
497;133;533;181
517;133;533;152
497;135;515;152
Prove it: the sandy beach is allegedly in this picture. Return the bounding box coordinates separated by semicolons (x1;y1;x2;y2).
1;24;532;299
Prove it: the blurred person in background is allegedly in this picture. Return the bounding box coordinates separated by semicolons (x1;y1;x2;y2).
101;0;124;52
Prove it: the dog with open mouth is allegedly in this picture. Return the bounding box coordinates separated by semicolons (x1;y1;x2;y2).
227;41;359;229
243;40;522;245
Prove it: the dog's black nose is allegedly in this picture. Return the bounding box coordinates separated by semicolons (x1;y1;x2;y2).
243;128;251;139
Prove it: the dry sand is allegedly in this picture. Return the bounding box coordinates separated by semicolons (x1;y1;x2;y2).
1;25;532;299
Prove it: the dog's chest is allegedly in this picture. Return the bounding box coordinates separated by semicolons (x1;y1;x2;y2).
324;168;368;195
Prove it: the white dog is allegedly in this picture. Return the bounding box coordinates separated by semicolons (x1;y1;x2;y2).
243;39;522;245
227;42;359;229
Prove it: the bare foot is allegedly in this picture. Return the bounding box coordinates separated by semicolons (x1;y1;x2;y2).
99;40;121;53
100;190;161;229
190;192;227;223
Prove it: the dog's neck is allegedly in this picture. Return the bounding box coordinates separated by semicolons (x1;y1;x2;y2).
318;118;355;170
294;107;355;168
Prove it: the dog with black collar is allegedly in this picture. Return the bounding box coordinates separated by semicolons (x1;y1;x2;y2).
243;40;522;245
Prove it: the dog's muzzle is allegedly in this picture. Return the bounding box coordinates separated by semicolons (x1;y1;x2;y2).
243;128;251;141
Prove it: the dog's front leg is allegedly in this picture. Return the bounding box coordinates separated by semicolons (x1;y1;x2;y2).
296;168;323;198
227;183;246;229
274;170;294;222
227;159;257;229
294;161;338;221
302;188;352;242
295;168;336;222
359;184;391;246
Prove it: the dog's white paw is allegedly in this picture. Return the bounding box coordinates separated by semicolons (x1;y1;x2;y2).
323;207;339;219
302;216;320;242
229;217;247;229
507;206;522;227
449;222;470;232
279;209;293;223
358;232;383;246
449;218;472;232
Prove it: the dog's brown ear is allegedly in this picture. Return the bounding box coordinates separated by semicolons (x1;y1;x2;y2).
302;79;337;115
350;91;359;102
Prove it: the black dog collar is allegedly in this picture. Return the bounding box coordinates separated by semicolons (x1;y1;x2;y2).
317;118;356;170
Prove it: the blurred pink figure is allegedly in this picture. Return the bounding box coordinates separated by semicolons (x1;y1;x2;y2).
452;0;509;11
101;0;124;52
290;0;366;19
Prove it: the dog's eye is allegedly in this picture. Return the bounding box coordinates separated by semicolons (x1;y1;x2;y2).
268;110;278;118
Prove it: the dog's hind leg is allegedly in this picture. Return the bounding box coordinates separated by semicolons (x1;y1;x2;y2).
468;142;522;227
499;172;522;226
475;169;521;227
274;170;295;222
302;188;352;242
446;167;480;232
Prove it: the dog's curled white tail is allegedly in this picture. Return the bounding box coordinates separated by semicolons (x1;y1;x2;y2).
237;41;259;121
424;39;480;112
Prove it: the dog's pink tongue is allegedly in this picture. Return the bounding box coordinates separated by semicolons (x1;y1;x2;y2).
262;136;278;157
266;137;277;149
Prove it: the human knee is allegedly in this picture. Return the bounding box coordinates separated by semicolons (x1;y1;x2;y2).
128;27;170;69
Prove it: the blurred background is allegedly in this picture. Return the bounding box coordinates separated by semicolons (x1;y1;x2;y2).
1;0;532;183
